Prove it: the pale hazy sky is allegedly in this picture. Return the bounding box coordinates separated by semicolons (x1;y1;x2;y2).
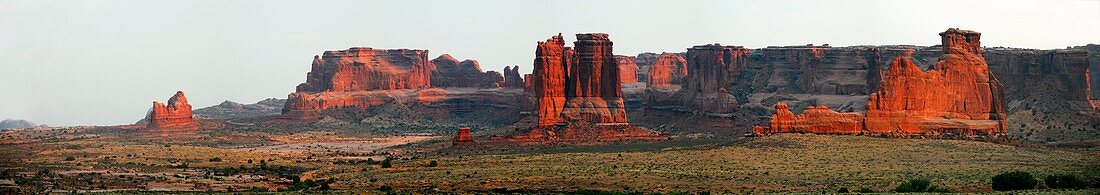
1;0;1098;126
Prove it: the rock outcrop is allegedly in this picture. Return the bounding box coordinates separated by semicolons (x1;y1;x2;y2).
754;28;1008;137
504;65;524;88
147;91;198;130
616;55;639;83
294;47;432;93
430;54;505;88
661;44;748;114
193;98;285;120
453;127;475;146
635;52;660;82
510;33;665;143
0;119;45;130
646;52;688;89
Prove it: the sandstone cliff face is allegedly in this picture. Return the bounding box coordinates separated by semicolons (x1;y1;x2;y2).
561;33;628;124
430;54;505;88
755;28;1008;137
295;47;433;92
683;44;749;93
531;34;570;126
504;65;524;88
147;91;197;130
616;55;639;83
646;52;687;89
635;52;660;82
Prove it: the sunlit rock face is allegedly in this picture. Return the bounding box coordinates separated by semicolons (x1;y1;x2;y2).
430;54;505;88
147;91;197;131
755;28;1008;137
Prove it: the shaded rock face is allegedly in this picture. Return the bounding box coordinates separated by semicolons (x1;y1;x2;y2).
616;55;639;83
531;34;570;126
561;33;628;124
646;52;687;89
430;54;505;88
635;52;660;82
0;119;45;130
504;65;524;88
193;98;285;120
295;47;432;93
453;127;475;146
147;91;197;130
684;44;749;93
754;28;1008;137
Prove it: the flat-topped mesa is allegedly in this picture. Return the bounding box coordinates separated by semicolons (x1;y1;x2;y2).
755;28;1007;137
430;54;505;88
684;44;750;93
646;52;688;89
616;55;639;83
147;91;197;130
295;47;433;93
453;127;475;146
561;33;627;124
504;65;524;88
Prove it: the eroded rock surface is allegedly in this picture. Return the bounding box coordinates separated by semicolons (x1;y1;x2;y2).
146;91;197;130
430;54;505;88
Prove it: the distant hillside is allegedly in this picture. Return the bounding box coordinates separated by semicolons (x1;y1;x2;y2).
0;119;46;130
192;98;286;120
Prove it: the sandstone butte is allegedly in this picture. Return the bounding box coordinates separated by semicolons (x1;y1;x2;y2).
754;28;1008;137
504;65;525;88
507;33;665;143
282;47;435;119
147;91;198;130
452;127;475;146
670;44;750;114
430;54;505;88
616;55;639;83
646;52;688;89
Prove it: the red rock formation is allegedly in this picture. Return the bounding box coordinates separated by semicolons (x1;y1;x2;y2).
754;28;1007;137
147;91;197;130
504;65;524;88
646;52;688;89
523;74;532;92
616;55;639;83
511;33;665;143
561;33;628;124
531;34;569;126
453;127;475;146
635;52;660;82
295;47;432;92
683;44;749;93
752;102;864;135
430;54;505;88
864;28;1005;135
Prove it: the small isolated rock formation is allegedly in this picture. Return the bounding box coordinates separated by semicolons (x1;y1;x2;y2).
646;52;688;89
616;55;639;83
453;127;475;146
509;33;664;143
504;65;524;88
430;54;505;88
147;91;197;130
754;28;1007;137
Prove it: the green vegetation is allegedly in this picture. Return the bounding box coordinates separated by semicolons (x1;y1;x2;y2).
894;178;951;193
992;171;1038;191
1045;173;1087;189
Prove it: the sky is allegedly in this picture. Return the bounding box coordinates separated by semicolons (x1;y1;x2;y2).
1;0;1098;126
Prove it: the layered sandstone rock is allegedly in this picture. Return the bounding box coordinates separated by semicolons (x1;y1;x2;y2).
453;127;475;146
635;52;660;82
295;47;432;93
646;52;687;89
430;54;505;88
752;102;864;135
530;34;570;126
504;65;524;88
510;33;664;143
683;44;749;93
147;91;197;130
755;28;1007;137
616;55;639;83
560;33;628;124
